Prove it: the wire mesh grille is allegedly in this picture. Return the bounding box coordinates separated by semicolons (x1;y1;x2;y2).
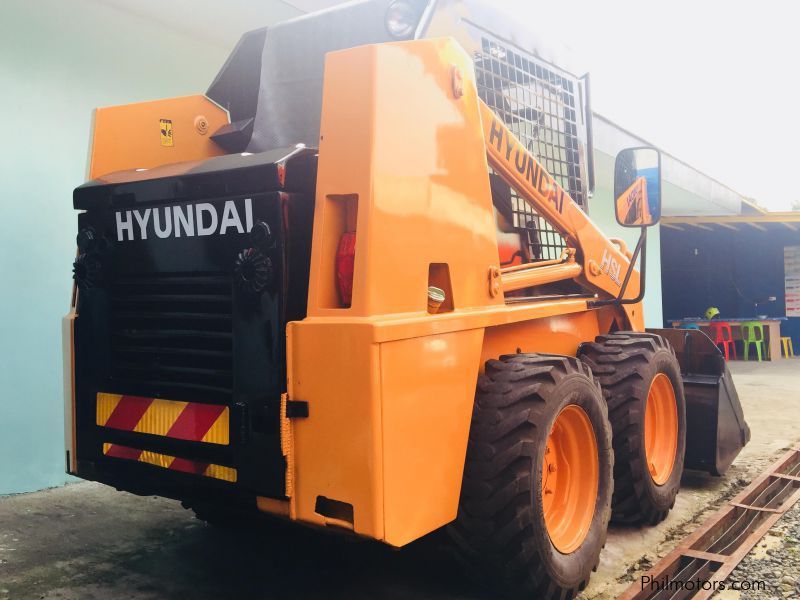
474;35;585;261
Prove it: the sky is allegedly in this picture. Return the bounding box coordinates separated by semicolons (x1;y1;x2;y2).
504;0;798;211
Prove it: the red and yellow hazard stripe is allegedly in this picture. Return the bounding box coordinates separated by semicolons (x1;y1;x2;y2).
96;393;228;445
102;443;237;482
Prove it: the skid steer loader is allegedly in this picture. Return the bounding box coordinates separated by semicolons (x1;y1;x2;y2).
63;1;750;596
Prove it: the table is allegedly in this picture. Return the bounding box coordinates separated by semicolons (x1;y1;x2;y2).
669;318;787;361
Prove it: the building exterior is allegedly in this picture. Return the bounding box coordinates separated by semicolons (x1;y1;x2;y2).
589;115;762;329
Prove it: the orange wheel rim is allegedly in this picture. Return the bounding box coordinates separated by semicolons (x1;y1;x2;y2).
644;373;678;485
542;405;599;554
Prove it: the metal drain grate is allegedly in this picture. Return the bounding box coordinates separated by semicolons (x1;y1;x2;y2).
619;447;800;600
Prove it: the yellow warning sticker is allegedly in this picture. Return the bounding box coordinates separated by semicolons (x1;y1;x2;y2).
159;119;173;147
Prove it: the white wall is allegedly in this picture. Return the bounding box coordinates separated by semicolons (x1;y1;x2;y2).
0;0;232;494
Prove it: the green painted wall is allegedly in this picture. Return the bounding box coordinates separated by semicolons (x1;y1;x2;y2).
0;0;230;494
589;150;664;328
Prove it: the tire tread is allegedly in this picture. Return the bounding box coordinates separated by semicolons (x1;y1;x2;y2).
579;332;683;525
449;354;611;599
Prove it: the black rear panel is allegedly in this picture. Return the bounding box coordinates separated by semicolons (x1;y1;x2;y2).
72;148;316;503
109;272;234;400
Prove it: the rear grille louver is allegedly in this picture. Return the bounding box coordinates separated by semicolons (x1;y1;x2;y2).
108;272;233;402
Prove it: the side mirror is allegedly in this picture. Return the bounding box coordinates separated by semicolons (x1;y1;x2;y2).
614;147;661;227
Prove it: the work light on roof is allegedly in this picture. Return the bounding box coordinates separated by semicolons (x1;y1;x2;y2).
385;0;418;39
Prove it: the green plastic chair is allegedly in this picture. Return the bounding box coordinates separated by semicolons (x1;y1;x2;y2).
741;321;766;361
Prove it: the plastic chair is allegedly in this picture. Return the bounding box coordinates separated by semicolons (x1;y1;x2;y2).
782;337;795;358
679;323;701;330
741;322;766;361
710;321;736;360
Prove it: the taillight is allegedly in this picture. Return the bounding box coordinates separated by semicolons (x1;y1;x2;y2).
335;232;356;307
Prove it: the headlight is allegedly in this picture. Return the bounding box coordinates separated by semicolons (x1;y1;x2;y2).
385;0;418;39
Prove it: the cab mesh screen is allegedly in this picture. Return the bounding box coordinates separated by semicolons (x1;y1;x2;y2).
475;35;585;261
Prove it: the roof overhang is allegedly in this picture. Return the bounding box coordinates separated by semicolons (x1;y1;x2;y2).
661;213;800;233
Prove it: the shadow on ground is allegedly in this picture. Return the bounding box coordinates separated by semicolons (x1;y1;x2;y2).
0;483;479;600
96;515;475;600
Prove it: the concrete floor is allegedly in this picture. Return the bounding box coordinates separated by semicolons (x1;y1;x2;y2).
1;360;799;600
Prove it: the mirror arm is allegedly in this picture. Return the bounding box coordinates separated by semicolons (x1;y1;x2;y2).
618;227;647;305
589;227;647;308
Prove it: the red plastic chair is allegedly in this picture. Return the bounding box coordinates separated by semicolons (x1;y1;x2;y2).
710;321;736;360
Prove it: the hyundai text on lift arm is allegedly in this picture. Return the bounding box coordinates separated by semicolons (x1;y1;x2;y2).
479;100;654;307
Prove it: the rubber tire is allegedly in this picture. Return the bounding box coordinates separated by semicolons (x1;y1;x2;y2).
578;332;686;525
448;354;613;600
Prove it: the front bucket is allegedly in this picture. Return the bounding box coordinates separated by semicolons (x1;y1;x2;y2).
648;328;751;476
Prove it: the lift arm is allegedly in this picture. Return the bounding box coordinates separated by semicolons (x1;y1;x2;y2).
479;99;637;303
